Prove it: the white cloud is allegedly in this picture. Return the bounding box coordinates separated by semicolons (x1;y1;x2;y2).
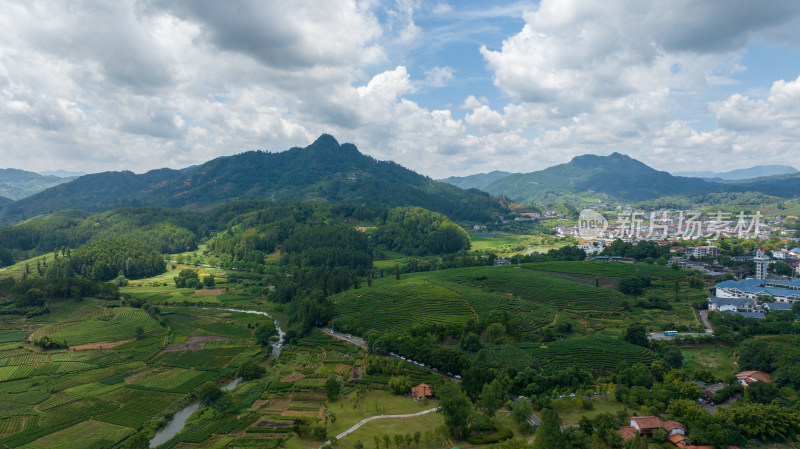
424;66;454;87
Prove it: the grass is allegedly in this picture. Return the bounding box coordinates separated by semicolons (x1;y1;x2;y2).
554;397;630;425
41;307;162;346
19;419;134;449
681;346;737;380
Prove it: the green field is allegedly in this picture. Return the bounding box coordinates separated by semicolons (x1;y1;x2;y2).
43;307;161;346
524;260;691;280
332;263;704;337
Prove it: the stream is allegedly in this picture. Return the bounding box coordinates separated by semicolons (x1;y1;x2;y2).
149;308;285;448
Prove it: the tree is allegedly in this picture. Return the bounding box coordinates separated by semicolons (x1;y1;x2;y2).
174;268;199;288
388;375;412;395
413;431;421;448
394;264;400;280
743;381;780;404
623;324;649;348
325;376;341;401
196;381;222;405
478;379;505;416
254;321;277;346
203;274;215;288
689;414;743;448
237;359;266;380
394;434;404;448
374;435;381;449
436;381;472;439
124;432;150;449
512;397;533;431
354;441;364;449
532;409;564;449
383;434;390;449
134;326;145;339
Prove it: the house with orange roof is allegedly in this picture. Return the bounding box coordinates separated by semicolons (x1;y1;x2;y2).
411;383;432;400
735;370;771;387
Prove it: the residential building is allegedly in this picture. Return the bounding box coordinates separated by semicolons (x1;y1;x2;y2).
411;383;433;400
686;246;720;258
707;297;757;313
754;248;770;280
736;371;771;387
715;278;800;303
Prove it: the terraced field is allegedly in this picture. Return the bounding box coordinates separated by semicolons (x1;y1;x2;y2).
34;307;161;346
517;336;656;371
523;261;690;280
332;278;477;333
433;267;627;312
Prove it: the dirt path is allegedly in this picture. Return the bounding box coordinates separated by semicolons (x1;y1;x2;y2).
426;280;479;322
70;339;134;351
322;408;438;447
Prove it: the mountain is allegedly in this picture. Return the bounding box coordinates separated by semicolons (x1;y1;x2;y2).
484;152;720;203
0;168;75;200
1;135;506;223
673;165;797;181
0;196;11;207
439;171;512;190
39;169;87;178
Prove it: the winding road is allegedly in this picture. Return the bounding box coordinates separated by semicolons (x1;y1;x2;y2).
322;408;439;447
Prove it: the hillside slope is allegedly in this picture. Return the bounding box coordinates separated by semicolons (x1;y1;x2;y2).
484;153;720;203
439;170;512;190
0;168;74;200
1;135;507;223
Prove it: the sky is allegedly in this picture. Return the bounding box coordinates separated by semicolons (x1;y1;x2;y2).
2;0;800;178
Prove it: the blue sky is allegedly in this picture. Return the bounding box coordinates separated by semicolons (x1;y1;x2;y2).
1;0;800;178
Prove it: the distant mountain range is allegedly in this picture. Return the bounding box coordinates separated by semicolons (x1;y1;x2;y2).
39;169;88;178
0;135;506;224
478;153;718;203
0;168;75;201
439;171;512;190
673;165;797;181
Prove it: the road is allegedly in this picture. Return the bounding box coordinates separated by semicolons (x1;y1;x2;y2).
321;328;367;349
322;408;439;446
648;332;711;340
698;310;714;333
322;328;459;381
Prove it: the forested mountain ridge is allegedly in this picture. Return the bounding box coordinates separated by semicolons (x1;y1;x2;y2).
0;169;183;224
0;135;506;223
0;168;74;201
483;152;720;203
439;170;512;190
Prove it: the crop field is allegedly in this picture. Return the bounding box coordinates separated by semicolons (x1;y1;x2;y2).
95;387;183;427
149;346;250;370
331;278;477;333
517;336;656;371
34;307;161;346
17;419;134;449
131;367;219;393
432;267;627;312
524;261;690;280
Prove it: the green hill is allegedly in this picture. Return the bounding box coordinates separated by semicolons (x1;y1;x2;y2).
0;168;74;201
1;135;507;223
439;170;512;190
484;152;720;203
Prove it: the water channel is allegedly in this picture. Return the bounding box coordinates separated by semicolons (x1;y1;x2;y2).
149;309;284;448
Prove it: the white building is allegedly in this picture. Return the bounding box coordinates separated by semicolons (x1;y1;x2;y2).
686;246;720;259
754;248;770;280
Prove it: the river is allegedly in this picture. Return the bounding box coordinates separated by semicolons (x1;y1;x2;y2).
149;308;284;448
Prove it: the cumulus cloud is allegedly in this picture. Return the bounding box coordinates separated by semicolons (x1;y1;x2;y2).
1;0;800;177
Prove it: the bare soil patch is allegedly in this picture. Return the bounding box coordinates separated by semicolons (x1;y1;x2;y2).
352;366;362;379
280;372;305;383
71;339;134;351
255;420;292;428
193;288;226;297
164;336;232;351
